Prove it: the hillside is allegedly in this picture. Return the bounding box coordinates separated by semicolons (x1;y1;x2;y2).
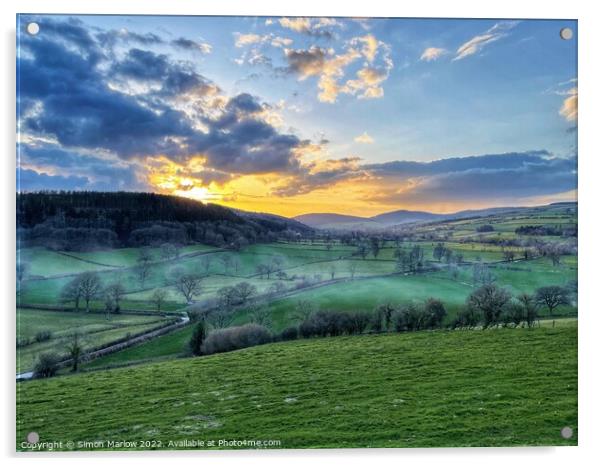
293;213;380;230
17;323;577;450
17;191;311;250
293;202;577;230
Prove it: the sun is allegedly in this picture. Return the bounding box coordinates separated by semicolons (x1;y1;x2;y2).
174;185;222;204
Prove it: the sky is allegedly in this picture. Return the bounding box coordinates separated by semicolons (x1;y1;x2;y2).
16;15;577;217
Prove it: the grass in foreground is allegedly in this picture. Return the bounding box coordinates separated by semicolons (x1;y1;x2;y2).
17;323;577;450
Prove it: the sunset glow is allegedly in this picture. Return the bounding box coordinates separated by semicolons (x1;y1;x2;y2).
18;15;577;218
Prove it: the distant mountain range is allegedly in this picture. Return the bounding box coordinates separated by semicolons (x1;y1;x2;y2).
293;202;577;230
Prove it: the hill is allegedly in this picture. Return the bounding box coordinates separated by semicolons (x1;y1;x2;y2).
16;191;311;250
293;213;381;230
17;323;577;450
293;202;577;230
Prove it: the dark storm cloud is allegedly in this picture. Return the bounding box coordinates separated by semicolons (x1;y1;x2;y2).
18;18;306;176
111;48;170;81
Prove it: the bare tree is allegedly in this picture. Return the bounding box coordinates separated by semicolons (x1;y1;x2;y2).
233;281;257;304
174;273;202;303
267;281;287;297
61;275;83;310
151;288;168;311
535;286;570;316
249;305;272;328
78;272;102;312
104;283;126;313
292;299;316;323
518;293;538;328
209;307;234;329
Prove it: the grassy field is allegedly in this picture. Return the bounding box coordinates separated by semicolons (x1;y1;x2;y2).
16;204;578;373
17;308;174;373
17;322;577;450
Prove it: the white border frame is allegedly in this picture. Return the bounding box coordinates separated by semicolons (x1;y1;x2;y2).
2;1;600;465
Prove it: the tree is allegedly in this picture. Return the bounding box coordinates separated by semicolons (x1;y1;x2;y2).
355;242;368;260
136;261;152;288
423;298;447;328
370;237;381;258
518;293;538;328
189;320;207;356
249;305;272;328
174;273;202;303
78;272;102;312
535;286;570;316
375;303;395;331
209;307;234;329
466;284;512;328
503;249;515;262
267;281;286;297
233;281;257;305
472;262;496;285
61;275;83;310
443;248;454;264
104;283;125;313
151;288;168;311
65;332;84;372
217;286;237;308
433;242;446;262
33;352;60;379
293;299;316;322
160;242;177;260
348;262;358;278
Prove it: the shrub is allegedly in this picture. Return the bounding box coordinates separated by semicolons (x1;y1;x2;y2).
34;330;53;343
423;298;447;329
466;284;512;328
280;326;299;341
451;308;480;329
189;320;207;356
393;303;425;332
33;352;61;378
347;312;371;334
201;323;272;355
477;224;495;233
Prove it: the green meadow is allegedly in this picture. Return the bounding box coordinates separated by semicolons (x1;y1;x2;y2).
17;323;577;450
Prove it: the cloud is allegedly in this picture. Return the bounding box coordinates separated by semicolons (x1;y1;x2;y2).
420;47;447;61
172;37;212;54
277;17;340;38
559;87;578;121
234;31;292;49
453;21;519;61
363;151;576;205
18;17;313;182
234;33;264;47
283;34;393;103
354;132;374;144
17;167;90;191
